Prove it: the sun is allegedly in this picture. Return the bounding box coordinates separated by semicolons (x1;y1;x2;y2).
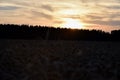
61;18;84;29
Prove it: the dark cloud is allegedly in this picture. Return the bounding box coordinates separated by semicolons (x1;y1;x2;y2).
83;12;120;26
84;19;120;26
31;10;53;20
109;13;120;19
86;15;103;19
95;4;120;10
85;13;105;19
60;15;81;20
116;0;120;3
0;6;20;10
80;0;99;3
41;5;54;12
105;6;120;9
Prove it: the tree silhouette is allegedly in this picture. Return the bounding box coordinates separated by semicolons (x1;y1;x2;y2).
0;24;120;41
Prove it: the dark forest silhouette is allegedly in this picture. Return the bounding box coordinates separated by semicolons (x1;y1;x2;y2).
0;24;120;41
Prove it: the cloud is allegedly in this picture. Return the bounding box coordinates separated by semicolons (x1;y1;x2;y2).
87;20;120;26
41;4;54;12
86;15;104;19
83;17;120;26
59;15;81;20
30;10;53;20
81;12;120;27
94;3;120;10
105;6;120;10
0;0;120;32
54;20;64;24
84;13;106;20
0;6;20;10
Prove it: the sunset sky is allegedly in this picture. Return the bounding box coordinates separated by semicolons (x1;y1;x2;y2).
0;0;120;32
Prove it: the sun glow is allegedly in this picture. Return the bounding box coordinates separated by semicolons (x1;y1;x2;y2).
61;18;84;29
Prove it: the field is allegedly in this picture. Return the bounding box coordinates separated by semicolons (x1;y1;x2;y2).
0;39;120;80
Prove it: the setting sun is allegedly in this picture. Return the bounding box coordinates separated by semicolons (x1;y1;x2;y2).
61;18;84;29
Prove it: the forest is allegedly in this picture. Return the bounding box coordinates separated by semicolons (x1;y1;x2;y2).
0;24;120;41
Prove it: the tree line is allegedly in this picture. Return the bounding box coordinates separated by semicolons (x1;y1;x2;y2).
0;24;120;41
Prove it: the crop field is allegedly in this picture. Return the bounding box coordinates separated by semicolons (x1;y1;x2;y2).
0;39;120;80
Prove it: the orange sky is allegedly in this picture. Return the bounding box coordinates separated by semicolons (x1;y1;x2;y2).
0;0;120;32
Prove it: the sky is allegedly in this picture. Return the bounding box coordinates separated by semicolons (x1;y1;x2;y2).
0;0;120;32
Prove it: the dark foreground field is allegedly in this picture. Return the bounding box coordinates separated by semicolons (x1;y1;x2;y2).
0;40;120;80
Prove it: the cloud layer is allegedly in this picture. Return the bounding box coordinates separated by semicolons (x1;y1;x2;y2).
0;0;120;32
